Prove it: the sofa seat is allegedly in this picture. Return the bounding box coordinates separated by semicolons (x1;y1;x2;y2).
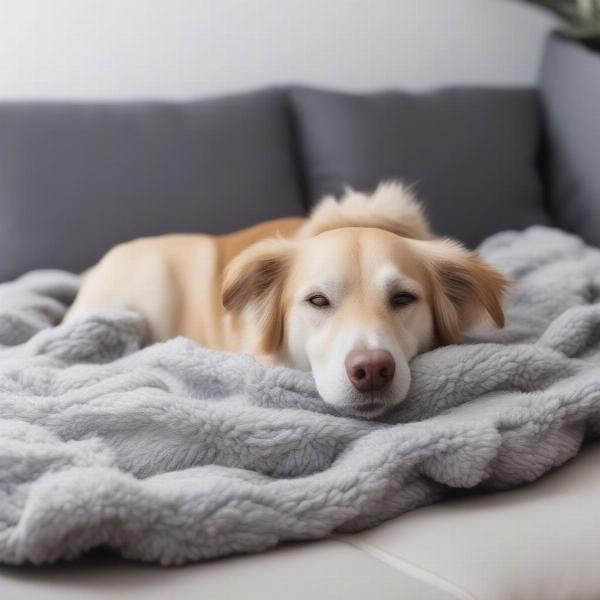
1;441;599;600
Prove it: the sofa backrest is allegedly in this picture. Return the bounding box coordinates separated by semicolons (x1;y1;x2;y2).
539;34;600;247
0;85;552;281
0;89;305;281
290;86;550;248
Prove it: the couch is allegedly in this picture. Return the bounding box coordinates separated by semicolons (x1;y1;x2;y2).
1;76;599;599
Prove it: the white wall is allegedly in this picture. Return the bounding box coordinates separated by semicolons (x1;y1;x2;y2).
0;0;555;100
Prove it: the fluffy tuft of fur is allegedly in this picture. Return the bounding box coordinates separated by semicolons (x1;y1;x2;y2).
296;181;432;241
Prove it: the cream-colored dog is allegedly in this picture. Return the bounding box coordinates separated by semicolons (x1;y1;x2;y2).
66;182;509;417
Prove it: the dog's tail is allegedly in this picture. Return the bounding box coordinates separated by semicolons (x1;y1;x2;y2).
296;181;433;240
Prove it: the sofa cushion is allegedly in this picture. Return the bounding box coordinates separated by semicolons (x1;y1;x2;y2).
0;541;454;600
342;440;600;600
0;89;305;281
290;86;550;247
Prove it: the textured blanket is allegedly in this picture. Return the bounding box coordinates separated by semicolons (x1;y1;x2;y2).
1;226;600;566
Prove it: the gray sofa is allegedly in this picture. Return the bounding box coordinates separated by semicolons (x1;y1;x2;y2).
0;83;578;281
1;74;600;599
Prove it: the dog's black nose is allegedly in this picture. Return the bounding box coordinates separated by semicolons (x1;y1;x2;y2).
345;349;395;393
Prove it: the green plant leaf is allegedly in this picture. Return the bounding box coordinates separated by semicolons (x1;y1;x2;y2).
578;0;599;20
520;0;600;39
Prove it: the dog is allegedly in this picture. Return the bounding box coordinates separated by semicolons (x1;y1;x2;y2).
65;182;510;418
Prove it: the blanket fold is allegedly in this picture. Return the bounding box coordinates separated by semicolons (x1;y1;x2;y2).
1;226;600;565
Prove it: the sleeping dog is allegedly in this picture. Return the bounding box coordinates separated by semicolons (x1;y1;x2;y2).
66;182;510;417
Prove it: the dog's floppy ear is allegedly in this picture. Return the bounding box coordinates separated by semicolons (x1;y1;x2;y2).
421;239;511;345
222;237;295;355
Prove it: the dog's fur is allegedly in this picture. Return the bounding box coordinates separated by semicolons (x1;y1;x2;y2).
66;182;510;417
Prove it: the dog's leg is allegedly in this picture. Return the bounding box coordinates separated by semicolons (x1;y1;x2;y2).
64;243;178;342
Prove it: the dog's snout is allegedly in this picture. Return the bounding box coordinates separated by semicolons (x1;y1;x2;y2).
345;349;395;393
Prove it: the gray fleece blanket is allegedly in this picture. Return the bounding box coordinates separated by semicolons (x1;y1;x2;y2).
2;226;600;566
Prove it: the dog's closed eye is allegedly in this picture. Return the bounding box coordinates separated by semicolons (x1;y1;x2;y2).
306;293;330;308
389;291;418;308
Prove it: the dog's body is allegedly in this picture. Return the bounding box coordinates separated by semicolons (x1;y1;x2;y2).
66;183;509;417
67;217;305;355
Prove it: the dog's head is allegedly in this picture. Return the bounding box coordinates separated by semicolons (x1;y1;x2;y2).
222;184;510;418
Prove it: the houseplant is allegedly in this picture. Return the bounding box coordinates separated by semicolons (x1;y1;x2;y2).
523;0;600;247
522;0;600;49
